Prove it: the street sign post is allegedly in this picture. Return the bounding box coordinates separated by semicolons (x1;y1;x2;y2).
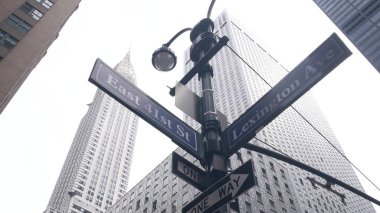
89;59;203;160
182;160;255;213
222;33;351;157
172;152;208;191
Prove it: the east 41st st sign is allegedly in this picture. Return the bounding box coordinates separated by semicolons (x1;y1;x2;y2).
89;59;203;160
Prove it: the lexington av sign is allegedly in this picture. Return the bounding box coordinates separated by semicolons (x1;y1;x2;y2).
223;33;352;157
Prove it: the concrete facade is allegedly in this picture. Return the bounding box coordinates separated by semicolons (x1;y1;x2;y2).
0;0;80;114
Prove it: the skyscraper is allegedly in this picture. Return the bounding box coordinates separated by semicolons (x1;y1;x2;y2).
313;0;380;72
45;52;139;213
0;0;81;114
107;11;375;213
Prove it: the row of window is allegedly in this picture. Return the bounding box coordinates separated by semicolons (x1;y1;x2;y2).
0;0;55;58
0;29;18;49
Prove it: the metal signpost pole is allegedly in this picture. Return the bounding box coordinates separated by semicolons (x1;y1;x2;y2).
189;18;229;212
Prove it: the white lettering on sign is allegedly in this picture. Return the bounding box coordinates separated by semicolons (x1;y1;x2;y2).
104;72;195;144
107;75;141;106
178;161;203;183
230;79;300;142
228;41;343;148
186;174;248;213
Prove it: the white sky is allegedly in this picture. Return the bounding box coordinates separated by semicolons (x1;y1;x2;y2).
0;0;379;212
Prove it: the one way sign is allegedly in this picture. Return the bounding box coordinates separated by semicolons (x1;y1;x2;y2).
182;160;255;213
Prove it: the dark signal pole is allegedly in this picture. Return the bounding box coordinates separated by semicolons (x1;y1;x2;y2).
189;18;227;181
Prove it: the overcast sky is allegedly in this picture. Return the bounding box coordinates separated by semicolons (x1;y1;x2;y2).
0;0;379;212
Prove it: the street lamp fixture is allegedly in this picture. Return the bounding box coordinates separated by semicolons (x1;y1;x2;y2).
151;27;192;71
151;0;216;72
151;45;176;71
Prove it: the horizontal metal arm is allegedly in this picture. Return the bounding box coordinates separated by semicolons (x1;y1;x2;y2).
243;143;380;206
164;28;192;47
169;36;229;96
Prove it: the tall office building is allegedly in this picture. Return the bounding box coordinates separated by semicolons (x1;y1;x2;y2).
313;0;380;72
107;11;375;213
45;52;139;213
0;0;81;114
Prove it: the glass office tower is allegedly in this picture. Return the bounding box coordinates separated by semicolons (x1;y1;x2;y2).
45;52;139;213
107;11;375;213
313;0;380;72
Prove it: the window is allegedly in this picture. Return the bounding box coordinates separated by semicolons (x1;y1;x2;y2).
183;192;190;204
19;3;44;20
154;184;159;195
265;183;272;194
36;0;55;9
258;154;264;163
163;177;168;187
280;169;286;179
256;191;263;203
171;201;177;213
273;176;279;186
284;183;290;193
162;192;167;204
136;199;140;210
147;178;151;186
314;205;319;213
245;202;252;213
262;168;267;178
269;162;275;171
289;198;295;209
172;183;178;196
278;191;284;202
164;162;169;173
6;14;32;33
269;199;276;210
0;29;18;49
152;200;157;211
299;178;304;185
155;170;160;180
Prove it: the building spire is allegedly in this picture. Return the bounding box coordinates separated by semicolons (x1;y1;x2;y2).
114;49;137;84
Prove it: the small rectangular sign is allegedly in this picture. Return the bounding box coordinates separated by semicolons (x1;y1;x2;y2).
89;59;203;160
222;33;351;157
175;82;228;131
182;160;255;213
172;152;207;191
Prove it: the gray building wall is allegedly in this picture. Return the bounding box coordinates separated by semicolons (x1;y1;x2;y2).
107;10;375;213
106;147;300;213
313;0;380;72
0;0;81;114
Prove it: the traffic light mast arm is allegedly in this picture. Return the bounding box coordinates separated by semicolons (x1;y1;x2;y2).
242;143;380;206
